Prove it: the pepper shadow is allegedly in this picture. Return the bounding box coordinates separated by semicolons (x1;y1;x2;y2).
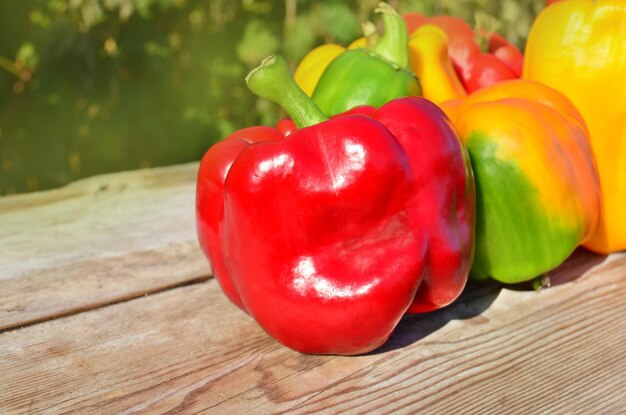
367;247;608;355
368;278;502;355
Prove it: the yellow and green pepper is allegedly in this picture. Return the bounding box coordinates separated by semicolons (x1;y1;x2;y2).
442;80;601;283
524;0;626;254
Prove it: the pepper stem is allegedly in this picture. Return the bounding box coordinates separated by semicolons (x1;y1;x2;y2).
361;21;380;48
532;274;552;292
372;2;409;69
245;55;328;129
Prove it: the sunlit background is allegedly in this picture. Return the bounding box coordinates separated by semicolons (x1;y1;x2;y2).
0;0;543;195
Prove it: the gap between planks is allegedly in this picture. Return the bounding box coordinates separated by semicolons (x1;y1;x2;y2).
0;274;213;335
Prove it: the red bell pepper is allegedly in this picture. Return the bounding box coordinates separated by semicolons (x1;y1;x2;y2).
196;55;475;355
404;13;523;93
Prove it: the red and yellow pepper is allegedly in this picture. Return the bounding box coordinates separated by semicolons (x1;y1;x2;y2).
404;13;523;93
407;24;466;104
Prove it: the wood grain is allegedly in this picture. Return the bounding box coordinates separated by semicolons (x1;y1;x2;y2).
1;250;624;414
0;163;211;331
1;163;624;413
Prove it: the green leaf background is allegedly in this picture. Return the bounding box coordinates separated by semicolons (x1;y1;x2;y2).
0;0;544;194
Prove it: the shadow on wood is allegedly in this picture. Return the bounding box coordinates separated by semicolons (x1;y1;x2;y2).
547;248;608;286
369;279;501;354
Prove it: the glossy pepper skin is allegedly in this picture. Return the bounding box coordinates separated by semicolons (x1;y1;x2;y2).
404;13;523;93
441;80;600;283
196;55;474;355
523;0;626;254
311;3;420;116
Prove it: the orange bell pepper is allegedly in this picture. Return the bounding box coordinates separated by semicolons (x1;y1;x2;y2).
523;0;626;253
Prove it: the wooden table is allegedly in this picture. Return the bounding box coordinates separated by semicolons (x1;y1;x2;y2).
1;163;624;414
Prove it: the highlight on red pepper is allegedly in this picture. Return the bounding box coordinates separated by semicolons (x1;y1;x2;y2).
310;2;421;116
441;80;601;284
196;54;475;355
404;12;523;93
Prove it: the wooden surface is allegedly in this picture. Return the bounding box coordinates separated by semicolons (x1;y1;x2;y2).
1;163;625;414
0;163;209;331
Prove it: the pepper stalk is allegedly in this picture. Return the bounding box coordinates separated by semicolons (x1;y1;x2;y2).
372;2;410;70
246;55;328;129
310;2;420;115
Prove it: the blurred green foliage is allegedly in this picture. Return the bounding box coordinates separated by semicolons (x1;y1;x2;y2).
0;0;543;194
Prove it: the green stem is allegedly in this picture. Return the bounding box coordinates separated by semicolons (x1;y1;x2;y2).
532;274;552;292
372;2;409;69
245;55;328;129
361;21;380;48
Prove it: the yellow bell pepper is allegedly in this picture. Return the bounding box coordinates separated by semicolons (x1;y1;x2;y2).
523;0;626;254
407;25;466;104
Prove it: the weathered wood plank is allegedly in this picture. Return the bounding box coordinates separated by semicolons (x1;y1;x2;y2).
0;163;211;331
1;250;624;414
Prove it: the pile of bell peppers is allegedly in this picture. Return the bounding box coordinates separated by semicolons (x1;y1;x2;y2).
196;1;625;354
